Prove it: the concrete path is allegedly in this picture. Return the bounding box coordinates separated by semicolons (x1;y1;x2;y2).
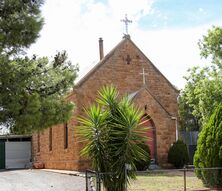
41;169;85;177
0;169;85;191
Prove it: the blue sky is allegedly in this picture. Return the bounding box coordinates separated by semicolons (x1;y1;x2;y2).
138;0;222;29
28;0;222;89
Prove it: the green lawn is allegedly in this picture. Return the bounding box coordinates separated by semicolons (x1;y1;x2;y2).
128;171;209;191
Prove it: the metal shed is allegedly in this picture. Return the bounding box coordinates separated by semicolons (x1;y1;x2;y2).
0;135;31;169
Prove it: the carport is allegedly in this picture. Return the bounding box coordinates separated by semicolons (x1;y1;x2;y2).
0;135;31;169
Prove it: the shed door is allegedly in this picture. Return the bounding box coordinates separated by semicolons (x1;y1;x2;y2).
0;142;5;169
5;142;31;169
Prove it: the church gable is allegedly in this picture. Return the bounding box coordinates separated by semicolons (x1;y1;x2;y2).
74;35;178;116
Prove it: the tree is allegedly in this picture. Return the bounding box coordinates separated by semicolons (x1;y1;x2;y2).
0;0;78;133
178;95;200;131
0;52;78;133
179;26;222;128
194;103;222;187
0;0;44;55
78;86;149;191
198;26;222;67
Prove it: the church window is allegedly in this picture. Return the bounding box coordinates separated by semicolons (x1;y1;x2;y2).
49;128;52;151
64;123;68;149
126;54;132;64
37;133;40;152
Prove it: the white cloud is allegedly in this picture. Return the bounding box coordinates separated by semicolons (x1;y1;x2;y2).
198;8;203;12
108;0;153;20
133;28;203;89
28;0;222;89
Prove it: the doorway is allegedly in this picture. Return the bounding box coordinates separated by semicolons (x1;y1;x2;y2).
141;114;157;162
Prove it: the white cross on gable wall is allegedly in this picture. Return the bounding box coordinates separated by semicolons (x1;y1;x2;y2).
139;68;148;85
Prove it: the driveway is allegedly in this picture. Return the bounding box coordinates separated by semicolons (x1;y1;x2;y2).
0;169;85;191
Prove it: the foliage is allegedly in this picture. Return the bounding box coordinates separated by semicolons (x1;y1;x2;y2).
194;103;222;187
178;95;200;131
0;52;78;133
134;142;151;171
198;26;222;67
179;26;222;128
78;86;150;191
168;140;189;168
0;0;44;55
181;66;222;126
0;0;78;133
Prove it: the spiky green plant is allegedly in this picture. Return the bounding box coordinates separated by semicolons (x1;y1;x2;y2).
78;85;149;191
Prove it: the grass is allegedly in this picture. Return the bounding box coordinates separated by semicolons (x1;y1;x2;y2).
128;171;210;191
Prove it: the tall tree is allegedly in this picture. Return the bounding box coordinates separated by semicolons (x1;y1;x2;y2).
0;0;78;133
0;0;44;54
178;95;200;131
179;26;222;128
198;26;222;67
194;103;222;187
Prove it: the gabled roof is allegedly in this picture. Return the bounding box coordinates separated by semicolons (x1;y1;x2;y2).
75;35;179;93
128;86;172;117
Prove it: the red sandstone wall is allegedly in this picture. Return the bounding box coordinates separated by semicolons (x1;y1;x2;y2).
32;93;90;171
32;37;178;170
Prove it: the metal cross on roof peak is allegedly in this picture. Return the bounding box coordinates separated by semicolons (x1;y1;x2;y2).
121;14;132;35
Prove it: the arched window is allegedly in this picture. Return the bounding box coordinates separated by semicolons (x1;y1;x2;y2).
37;133;40;152
64;123;68;149
49;128;52;151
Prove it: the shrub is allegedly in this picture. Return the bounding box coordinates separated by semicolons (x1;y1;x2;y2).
168;140;189;168
135;142;151;171
194;103;222;187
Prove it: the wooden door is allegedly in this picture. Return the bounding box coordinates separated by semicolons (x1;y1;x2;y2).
141;115;156;160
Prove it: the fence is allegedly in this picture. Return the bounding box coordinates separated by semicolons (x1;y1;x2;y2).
180;131;199;164
85;166;222;191
180;131;198;146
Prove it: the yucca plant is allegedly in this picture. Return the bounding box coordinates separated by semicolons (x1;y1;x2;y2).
78;85;149;191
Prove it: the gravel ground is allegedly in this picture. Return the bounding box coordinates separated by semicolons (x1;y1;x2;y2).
0;169;85;191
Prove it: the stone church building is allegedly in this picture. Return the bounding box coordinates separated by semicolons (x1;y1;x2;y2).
32;35;179;171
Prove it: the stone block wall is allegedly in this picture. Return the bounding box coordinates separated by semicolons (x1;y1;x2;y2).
32;36;178;170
